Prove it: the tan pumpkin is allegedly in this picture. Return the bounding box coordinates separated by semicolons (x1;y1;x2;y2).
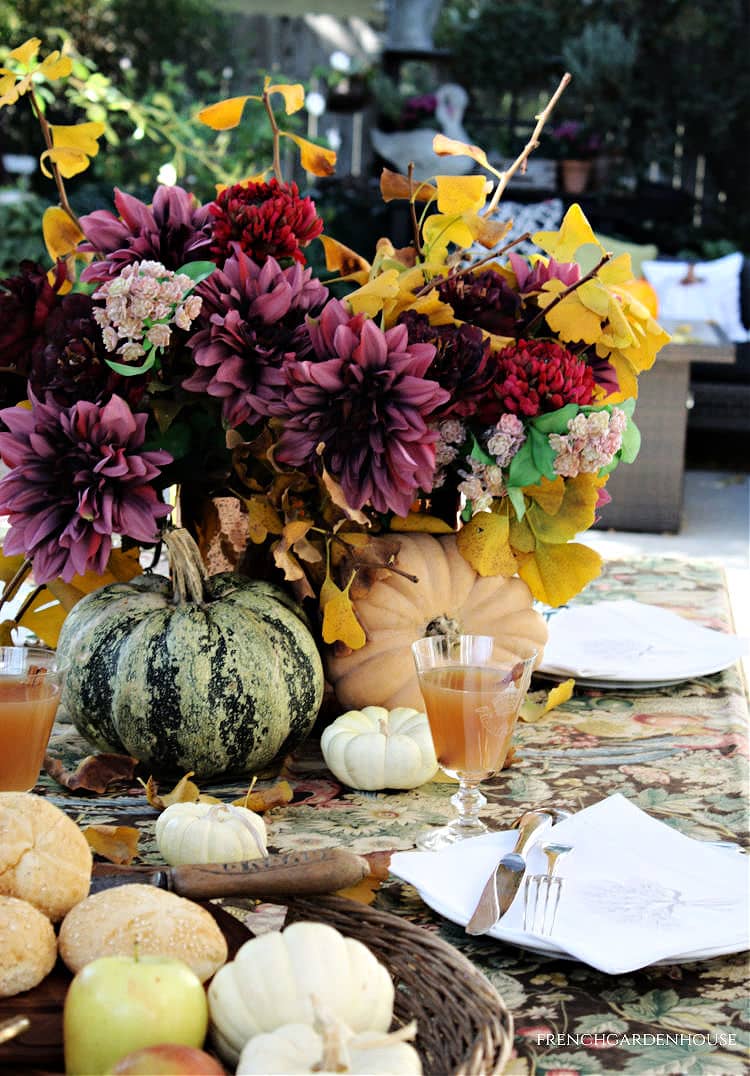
326;533;548;711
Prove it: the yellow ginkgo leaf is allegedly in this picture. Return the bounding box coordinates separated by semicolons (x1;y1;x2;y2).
319;235;371;282
533;203;599;263
379;168;437;204
526;473;602;545
50;121;105;157
541;288;604;345
435;175;487;215
9;38;41;67
433;133;490;169
321;571;366;649
244;495;283;544
42;205;84;261
38;51;72;81
516;540;602;607
266;82;305;115
390;512;455;533
345;269;400;317
40;147;89;179
281;132;337;176
422;213;477;255
525;475;565;515
198;95;257;130
520;678;575;723
456;507;518;578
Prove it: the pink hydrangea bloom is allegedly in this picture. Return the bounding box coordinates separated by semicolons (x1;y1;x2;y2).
550;408;628;478
486;413;526;466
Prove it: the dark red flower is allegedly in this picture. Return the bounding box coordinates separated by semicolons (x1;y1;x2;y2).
0;261;65;404
79;186;213;284
438;268;522;337
209;179;323;268
0;393;172;583
395;310;492;418
183;250;328;427
274;299;449;517
482;338;595;421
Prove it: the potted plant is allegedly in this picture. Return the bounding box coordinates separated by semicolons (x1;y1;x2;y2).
545;120;602;194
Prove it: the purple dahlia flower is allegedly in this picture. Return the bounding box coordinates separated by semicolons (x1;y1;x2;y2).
0;393;172;583
508;252;580;293
79;185;213;284
274;299;450;517
183;250;328;428
438;268;522;337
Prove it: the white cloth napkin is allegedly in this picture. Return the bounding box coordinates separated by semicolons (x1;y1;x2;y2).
537;600;747;681
390;794;749;974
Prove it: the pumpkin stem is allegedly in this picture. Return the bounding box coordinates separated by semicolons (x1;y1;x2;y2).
425;615;462;647
163;528;208;605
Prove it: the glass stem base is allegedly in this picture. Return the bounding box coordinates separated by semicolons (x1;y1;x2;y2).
416;777;489;850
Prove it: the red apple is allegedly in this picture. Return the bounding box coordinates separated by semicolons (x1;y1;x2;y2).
108;1044;226;1074
63;955;209;1076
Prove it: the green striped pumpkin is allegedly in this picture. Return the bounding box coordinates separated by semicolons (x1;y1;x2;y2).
56;529;324;778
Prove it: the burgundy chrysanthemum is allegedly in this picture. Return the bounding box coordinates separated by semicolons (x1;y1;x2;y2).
209;179;323;267
438;268;522;337
0;393;172;583
0;261;66;404
183;250;328;427
79;186;213;284
481;338;596;421
396;311;493;419
274;299;449;517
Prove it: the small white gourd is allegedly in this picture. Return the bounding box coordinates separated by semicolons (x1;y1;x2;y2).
236;1017;422;1075
208;921;395;1066
320;706;438;790
155;801;267;866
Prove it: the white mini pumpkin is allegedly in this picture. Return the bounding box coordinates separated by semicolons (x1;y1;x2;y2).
155;801;267;866
208;921;394;1065
237;1020;422;1075
320;707;438;790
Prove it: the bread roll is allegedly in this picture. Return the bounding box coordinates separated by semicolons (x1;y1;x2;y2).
0;895;57;997
59;883;228;982
0;792;92;922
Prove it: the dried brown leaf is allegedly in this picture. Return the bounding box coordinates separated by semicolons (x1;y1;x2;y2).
139;771;201;810
44;752;139;794
83;824;140;864
232;780;294;813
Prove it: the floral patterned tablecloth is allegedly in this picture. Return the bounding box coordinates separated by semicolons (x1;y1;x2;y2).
40;556;749;1076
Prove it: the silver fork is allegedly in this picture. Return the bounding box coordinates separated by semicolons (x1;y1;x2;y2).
523;843;573;935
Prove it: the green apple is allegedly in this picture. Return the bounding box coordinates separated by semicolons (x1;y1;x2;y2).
64;955;209;1076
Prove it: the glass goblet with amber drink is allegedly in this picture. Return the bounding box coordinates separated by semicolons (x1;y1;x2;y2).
0;647;66;792
412;634;536;851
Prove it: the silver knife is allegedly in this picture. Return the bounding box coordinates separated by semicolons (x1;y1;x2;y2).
465;811;553;935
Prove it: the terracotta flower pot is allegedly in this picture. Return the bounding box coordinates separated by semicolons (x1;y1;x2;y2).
560;159;592;195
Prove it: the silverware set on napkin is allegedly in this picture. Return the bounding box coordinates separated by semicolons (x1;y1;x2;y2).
465;808;573;937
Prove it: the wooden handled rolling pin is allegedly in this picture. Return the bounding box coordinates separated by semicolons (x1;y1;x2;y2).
90;848;370;900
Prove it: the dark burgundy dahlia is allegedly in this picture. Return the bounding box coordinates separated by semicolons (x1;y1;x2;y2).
274;299;449;517
80;185;213;284
438;268;522;337
0;393;172;583
481;338;595;421
209;179;323;267
396;311;492;418
183;250;328;427
0;261;65;403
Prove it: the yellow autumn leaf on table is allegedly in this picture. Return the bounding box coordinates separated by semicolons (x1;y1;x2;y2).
435;174;487;215
516;541;602;607
321;570;366;649
533;203;599;263
319;236;371;282
345;268;400;316
433;133;490;169
140;771;201;810
456;507;518;577
520;678;575;723
198;94;257;129
244;495;283;544
83;825;140;865
265;81;305;114
281;132;337;176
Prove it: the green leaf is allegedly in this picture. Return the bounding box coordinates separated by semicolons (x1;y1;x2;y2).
529;426;558;480
105;350;159;377
143;419;192;461
619;397;637;418
507;486;526;520
532;403;579;434
619;416;641;463
176;260;216;285
470;433;494;466
507;440;542;488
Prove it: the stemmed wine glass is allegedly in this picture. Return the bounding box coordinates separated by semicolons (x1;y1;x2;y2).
412;634;536;851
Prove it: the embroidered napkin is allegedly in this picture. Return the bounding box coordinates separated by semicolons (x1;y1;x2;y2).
537;600;747;681
390;794;749;974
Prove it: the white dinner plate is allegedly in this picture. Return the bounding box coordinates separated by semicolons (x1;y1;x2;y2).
533;671;707;690
417;887;747;967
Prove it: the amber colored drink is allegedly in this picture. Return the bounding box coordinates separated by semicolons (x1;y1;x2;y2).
0;675;62;792
418;664;523;776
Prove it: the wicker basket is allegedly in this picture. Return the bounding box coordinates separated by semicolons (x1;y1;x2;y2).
284;895;514;1076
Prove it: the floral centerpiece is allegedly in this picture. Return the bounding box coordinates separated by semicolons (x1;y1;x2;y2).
0;42;668;664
